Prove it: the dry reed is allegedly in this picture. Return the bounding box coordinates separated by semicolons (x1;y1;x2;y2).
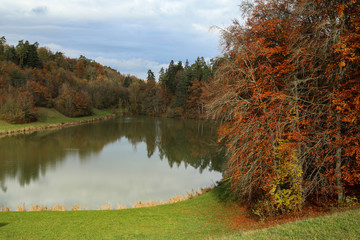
167;195;187;204
71;204;81;211
0;187;214;212
167;189;205;204
29;204;47;211
116;204;127;210
130;187;212;209
1;205;10;212
50;204;67;211
133;200;165;208
17;203;26;212
100;202;112;210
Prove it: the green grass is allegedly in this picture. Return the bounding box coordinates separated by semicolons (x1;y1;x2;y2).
0;191;359;239
225;208;360;240
0;191;239;240
0;108;116;132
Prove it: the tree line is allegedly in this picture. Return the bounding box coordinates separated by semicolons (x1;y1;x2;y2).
207;0;360;216
129;57;212;118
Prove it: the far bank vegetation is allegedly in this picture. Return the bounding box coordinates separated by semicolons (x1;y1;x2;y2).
0;37;213;124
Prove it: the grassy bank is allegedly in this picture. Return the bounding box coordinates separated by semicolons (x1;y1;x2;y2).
0;108;118;134
0;191;243;240
1;190;359;239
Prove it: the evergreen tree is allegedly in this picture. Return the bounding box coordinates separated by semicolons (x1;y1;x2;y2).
0;36;5;56
147;69;155;82
5;46;17;64
175;71;188;108
124;75;133;88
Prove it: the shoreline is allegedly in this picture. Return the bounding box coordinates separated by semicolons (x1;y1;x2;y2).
0;111;117;137
0;187;211;212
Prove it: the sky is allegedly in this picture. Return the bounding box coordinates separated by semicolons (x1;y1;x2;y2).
0;0;242;80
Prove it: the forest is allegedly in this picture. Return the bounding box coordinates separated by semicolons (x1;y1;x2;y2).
1;0;359;217
0;36;213;124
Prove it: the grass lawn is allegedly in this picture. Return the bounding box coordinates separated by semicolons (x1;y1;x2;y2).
0;191;245;240
226;207;360;240
1;189;359;239
0;108;117;132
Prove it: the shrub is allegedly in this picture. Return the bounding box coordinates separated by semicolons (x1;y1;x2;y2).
27;80;51;107
0;88;38;124
166;107;184;118
55;87;92;117
269;140;304;214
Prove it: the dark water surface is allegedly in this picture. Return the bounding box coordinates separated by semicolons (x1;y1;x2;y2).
0;117;225;210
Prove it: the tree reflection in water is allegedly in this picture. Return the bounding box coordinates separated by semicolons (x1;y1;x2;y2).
0;117;226;192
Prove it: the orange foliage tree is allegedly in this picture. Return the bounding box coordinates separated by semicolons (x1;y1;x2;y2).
55;86;92;117
0;88;38;124
208;0;360;214
187;80;207;117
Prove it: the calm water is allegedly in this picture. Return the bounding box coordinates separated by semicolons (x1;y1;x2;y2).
0;117;225;210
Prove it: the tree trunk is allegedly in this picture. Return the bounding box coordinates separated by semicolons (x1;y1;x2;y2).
336;115;344;203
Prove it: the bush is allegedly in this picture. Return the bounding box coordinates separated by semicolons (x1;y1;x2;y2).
88;80;125;109
166;107;184;118
55;88;92;117
0;89;38;124
252;199;276;220
270;140;304;214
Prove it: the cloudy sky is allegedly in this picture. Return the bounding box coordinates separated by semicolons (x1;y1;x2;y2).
0;0;242;79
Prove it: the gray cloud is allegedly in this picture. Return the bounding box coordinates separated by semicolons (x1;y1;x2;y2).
31;6;48;15
0;0;242;79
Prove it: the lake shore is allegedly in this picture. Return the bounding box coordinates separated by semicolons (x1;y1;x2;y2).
0;189;359;239
0;108;120;137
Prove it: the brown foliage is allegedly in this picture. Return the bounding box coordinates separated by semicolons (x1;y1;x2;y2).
0;40;128;119
0;88;38;123
208;0;360;214
55;87;92;117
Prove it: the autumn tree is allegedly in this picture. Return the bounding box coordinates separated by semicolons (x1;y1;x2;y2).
55;85;92;117
333;0;360;198
187;80;206;116
208;0;299;213
208;0;360;215
0;88;38;123
129;80;145;113
284;0;360;204
75;59;85;79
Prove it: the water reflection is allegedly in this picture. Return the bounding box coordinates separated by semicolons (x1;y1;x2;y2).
0;117;225;209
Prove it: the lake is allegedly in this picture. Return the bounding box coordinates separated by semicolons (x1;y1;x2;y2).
0;117;225;210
